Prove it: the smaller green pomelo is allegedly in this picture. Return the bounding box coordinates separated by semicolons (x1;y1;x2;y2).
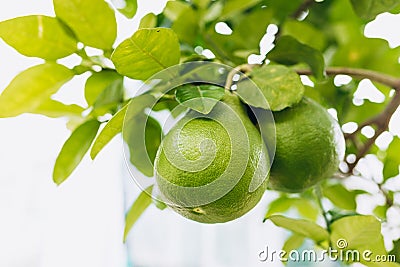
154;92;270;223
268;97;345;193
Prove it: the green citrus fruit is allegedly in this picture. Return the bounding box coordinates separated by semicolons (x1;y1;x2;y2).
268;97;345;193
154;92;270;223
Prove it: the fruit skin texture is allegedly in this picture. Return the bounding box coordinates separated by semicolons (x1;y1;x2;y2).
154;92;270;223
268;97;345;193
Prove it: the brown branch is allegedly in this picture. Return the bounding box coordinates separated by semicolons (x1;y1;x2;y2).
291;0;315;19
297;67;400;174
379;183;394;207
347;91;400;172
297;67;400;91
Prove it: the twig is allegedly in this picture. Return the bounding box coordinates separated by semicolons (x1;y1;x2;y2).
225;64;257;91
292;0;315;19
379;183;394;207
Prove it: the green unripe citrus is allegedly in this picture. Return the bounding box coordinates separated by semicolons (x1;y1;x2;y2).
154;92;270;223
268;97;345;192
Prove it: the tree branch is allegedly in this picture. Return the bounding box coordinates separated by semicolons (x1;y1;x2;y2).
347;91;400;172
297;67;400;91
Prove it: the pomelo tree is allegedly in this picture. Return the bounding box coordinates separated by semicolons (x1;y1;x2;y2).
1;0;400;265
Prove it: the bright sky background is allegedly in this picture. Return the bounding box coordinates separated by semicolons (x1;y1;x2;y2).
1;1;400;267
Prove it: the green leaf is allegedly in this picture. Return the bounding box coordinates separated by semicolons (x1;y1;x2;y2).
304;85;326;106
328;210;360;224
53;120;101;185
350;0;400;20
234;83;268;109
175;84;225;114
282;20;327;51
127;93;158;118
237;65;305;111
204;7;272;63
172;7;199;45
85;70;122;106
220;0;262;19
0;15;77;60
267;215;330;244
383;137;400;180
91;105;127;159
268;35;325;79
92;79;124;113
323;184;358;210
124;185;153;242
163;1;191;21
111;28;180;80
192;0;212;9
231;7;273;51
265;196;298;218
139;13;157;29
383;160;400;181
295;199;319;221
32;99;84;118
266;0;304;22
0;63;74;118
152;98;180;117
53;0;117;49
390;239;400;263
91;93;157;160
265;196;318;221
202;1;223;23
123;114;162;177
330;215;387;265
373;205;388;219
112;0;137;19
282;234;305;259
